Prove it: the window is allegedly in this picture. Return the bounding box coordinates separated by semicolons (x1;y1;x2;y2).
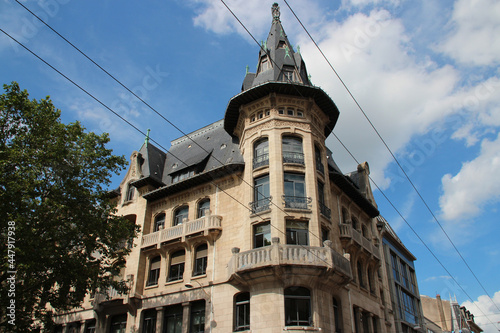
391;252;399;282
164;304;183;333
284;173;307;209
190;300;206;333
368;267;375;293
84;320;96;333
234;292;250;331
401;290;418;324
168;250;185;282
259;56;270;72
341;208;349;225
321;227;329;243
278;109;285;115
147;256;161;286
282;136;304;164
142;309;157;333
287;108;295;116
253;138;269;169
318;181;330;218
197;199;210;218
362;224;369;238
110;314;127;333
172;168;195;183
126;184;134;201
333;298;342;333
357;260;365;288
286;221;308;245
252;175;270;213
282;66;296;82
351;217;359;231
193;244;208;276
284;287;311;326
154;213;165;232
297;110;304;117
253;222;271;248
174;206;189;226
315;145;324;174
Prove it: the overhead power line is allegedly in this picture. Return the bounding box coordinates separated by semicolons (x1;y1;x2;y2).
282;0;500;324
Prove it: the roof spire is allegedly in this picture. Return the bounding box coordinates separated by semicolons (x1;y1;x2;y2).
272;2;280;22
144;128;150;146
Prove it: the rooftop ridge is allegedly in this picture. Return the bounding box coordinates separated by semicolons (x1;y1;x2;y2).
171;119;224;146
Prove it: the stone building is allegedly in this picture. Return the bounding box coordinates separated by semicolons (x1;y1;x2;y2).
421;295;483;333
53;3;418;333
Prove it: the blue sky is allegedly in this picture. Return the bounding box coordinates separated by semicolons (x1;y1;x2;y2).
1;0;499;330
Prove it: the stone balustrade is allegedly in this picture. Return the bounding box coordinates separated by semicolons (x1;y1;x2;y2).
141;215;222;249
229;238;352;282
339;223;380;260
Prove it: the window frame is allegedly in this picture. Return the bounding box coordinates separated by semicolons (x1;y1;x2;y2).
142;309;157;333
253;138;269;169
234;292;251;331
253;222;271;248
282;136;304;165
284;286;312;327
173;206;189;226
286;220;309;246
168;250;185;282
190;300;206;333
154;213;165;232
197;199;210;218
193;243;208;277
146;256;161;287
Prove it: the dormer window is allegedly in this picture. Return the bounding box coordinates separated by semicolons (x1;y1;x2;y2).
281;66;296;82
259;56;271;72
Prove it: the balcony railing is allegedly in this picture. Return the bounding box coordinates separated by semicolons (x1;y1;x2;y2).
141;215;222;249
339;223;380;259
249;197;272;214
319;201;331;219
283;195;312;210
283;152;305;165
229;239;352;282
253;153;269;169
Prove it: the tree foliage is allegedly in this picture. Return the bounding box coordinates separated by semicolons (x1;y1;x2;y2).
0;82;138;331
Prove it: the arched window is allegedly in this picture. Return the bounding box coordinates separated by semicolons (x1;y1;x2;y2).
146;256;161;286
142;309;157;333
154;213;165;232
253;174;270;213
284;286;311;326
253;138;269;169
234;292;250;331
193;244;208;276
174;206;189;226
126;183;135;201
352;217;359;231
341;208;349;225
282;136;304;164
197;199;210;218
357;260;365;288
168;250;185;282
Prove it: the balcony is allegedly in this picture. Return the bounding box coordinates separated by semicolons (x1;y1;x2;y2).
283;195;312;210
93;276;140;313
228;238;352;287
141;215;222;249
339;223;380;260
253;153;269;169
283;151;305;165
319;201;331;219
249;197;272;214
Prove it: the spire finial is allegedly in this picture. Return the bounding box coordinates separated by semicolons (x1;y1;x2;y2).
144;128;150;146
272;3;280;22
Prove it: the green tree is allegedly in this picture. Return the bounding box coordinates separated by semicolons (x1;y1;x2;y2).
0;82;138;331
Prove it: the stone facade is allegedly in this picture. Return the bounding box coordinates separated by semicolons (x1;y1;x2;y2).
51;4;421;333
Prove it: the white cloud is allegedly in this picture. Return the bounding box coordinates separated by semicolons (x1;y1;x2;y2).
341;0;401;9
438;0;500;66
297;10;462;186
440;132;500;221
461;291;500;333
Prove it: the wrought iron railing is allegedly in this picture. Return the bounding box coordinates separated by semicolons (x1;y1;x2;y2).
253;153;269;169
319;201;331;219
283;195;312;209
283;152;305;165
249;197;272;214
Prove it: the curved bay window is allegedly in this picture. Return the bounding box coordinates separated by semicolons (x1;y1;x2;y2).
193;243;208;276
154;213;165;232
253;138;269;169
174;206;188;226
146;256;161;287
282;136;304;165
197;199;210;218
234;292;250;331
168;250;185;282
285;287;312;327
